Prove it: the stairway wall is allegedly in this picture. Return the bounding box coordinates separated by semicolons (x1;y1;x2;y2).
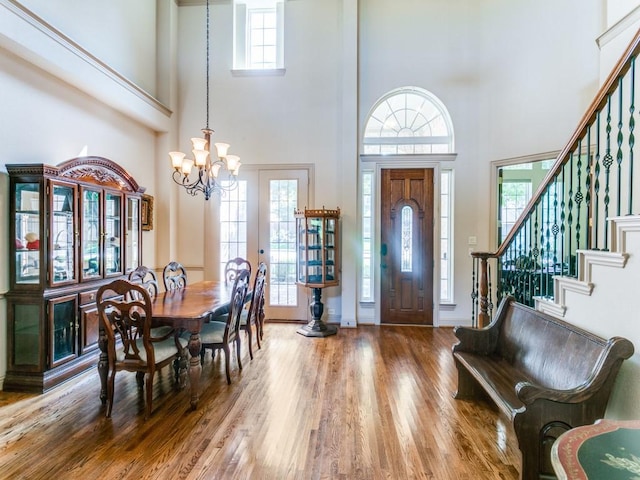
555;216;640;420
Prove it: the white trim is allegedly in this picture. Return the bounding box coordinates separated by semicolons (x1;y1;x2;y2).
361;153;457;163
231;68;286;76
596;4;640;49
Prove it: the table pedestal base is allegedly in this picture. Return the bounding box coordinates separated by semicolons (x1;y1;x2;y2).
297;287;337;337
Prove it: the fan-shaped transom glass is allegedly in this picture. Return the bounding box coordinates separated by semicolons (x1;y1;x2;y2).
363;87;454;155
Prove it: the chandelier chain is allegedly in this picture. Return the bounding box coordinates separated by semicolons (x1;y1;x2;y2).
205;0;210;130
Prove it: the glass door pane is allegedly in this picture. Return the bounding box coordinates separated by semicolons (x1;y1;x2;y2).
258;169;309;320
14;183;41;285
50;182;76;284
12;303;42;367
104;192;123;276
81;188;101;281
49;294;78;367
125;196;141;273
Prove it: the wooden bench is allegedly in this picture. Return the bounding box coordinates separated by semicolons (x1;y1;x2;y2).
452;296;634;480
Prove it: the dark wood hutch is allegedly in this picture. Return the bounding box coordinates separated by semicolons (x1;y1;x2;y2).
5;157;145;392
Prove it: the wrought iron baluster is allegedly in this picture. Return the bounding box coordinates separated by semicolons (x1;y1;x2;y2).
586;126;592;249
629;56;636;215
603;95;614;250
594;111;601;249
552;176;560;275
567;153;574;269
575;140;584;253
560;162;567;271
617;77;624;216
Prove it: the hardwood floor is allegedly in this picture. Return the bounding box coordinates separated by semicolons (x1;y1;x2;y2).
0;324;520;479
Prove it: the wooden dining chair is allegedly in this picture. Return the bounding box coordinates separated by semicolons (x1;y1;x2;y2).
128;265;174;337
97;279;188;418
192;269;250;384
224;257;251;285
238;262;267;359
127;265;159;299
162;261;187;291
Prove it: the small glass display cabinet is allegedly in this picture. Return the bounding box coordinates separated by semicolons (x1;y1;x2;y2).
295;207;340;337
6;158;145;393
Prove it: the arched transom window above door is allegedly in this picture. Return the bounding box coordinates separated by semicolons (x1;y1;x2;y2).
363;87;454;155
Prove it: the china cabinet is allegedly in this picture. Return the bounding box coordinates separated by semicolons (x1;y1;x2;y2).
295;207;340;337
5;157;145;392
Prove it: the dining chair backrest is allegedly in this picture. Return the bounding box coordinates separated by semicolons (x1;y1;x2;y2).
127;265;159;300
224;269;251;343
163;261;187;291
247;262;267;327
97;279;156;364
224;257;251;285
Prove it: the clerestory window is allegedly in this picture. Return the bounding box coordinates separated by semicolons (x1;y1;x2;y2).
234;0;284;71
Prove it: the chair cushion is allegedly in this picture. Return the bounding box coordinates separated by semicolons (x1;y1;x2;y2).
192;321;226;344
210;307;249;327
116;336;187;364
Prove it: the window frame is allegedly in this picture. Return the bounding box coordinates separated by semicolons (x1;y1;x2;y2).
233;0;285;73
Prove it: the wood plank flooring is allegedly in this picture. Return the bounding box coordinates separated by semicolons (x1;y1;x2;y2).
0;324;520;479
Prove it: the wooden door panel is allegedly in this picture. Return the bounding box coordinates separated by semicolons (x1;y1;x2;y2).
381;168;433;325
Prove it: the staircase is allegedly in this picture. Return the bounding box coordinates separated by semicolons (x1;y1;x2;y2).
471;28;640;420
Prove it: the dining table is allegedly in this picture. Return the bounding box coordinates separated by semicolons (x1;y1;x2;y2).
98;280;235;410
551;419;640;480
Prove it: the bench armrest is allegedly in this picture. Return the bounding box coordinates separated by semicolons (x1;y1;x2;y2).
516;336;634;404
452;325;498;355
452;296;515;355
515;381;595;404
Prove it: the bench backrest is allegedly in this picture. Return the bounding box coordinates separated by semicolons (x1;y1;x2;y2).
495;302;609;390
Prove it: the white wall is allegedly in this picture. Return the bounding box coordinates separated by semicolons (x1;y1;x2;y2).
17;0;159;98
359;0;603;324
173;2;345;301
0;0;170;386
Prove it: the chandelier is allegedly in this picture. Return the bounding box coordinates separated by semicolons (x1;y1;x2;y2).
169;0;240;200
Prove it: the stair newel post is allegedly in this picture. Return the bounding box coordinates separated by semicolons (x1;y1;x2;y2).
471;252;493;328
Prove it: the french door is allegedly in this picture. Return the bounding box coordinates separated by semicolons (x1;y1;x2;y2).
218;167;310;321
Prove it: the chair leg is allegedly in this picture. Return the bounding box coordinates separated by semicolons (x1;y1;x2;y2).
136;371;145;389
255;318;261;350
200;346;206;365
246;325;253;360
106;370;116;418
145;371;154;419
236;337;243;371
223;345;231;384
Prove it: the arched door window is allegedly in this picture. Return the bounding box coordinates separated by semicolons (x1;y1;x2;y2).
363;87;454;155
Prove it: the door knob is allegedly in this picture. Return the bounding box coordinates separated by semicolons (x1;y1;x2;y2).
258;249;265;254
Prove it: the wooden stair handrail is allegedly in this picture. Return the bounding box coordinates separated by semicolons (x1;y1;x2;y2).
496;27;640;257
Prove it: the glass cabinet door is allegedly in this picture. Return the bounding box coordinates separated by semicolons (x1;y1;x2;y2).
125;196;141;273
81;188;102;281
49;294;78;367
50;182;77;285
325;218;336;282
104;192;123;276
14;182;42;285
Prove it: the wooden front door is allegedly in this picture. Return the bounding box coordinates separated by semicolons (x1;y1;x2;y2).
380;168;434;325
